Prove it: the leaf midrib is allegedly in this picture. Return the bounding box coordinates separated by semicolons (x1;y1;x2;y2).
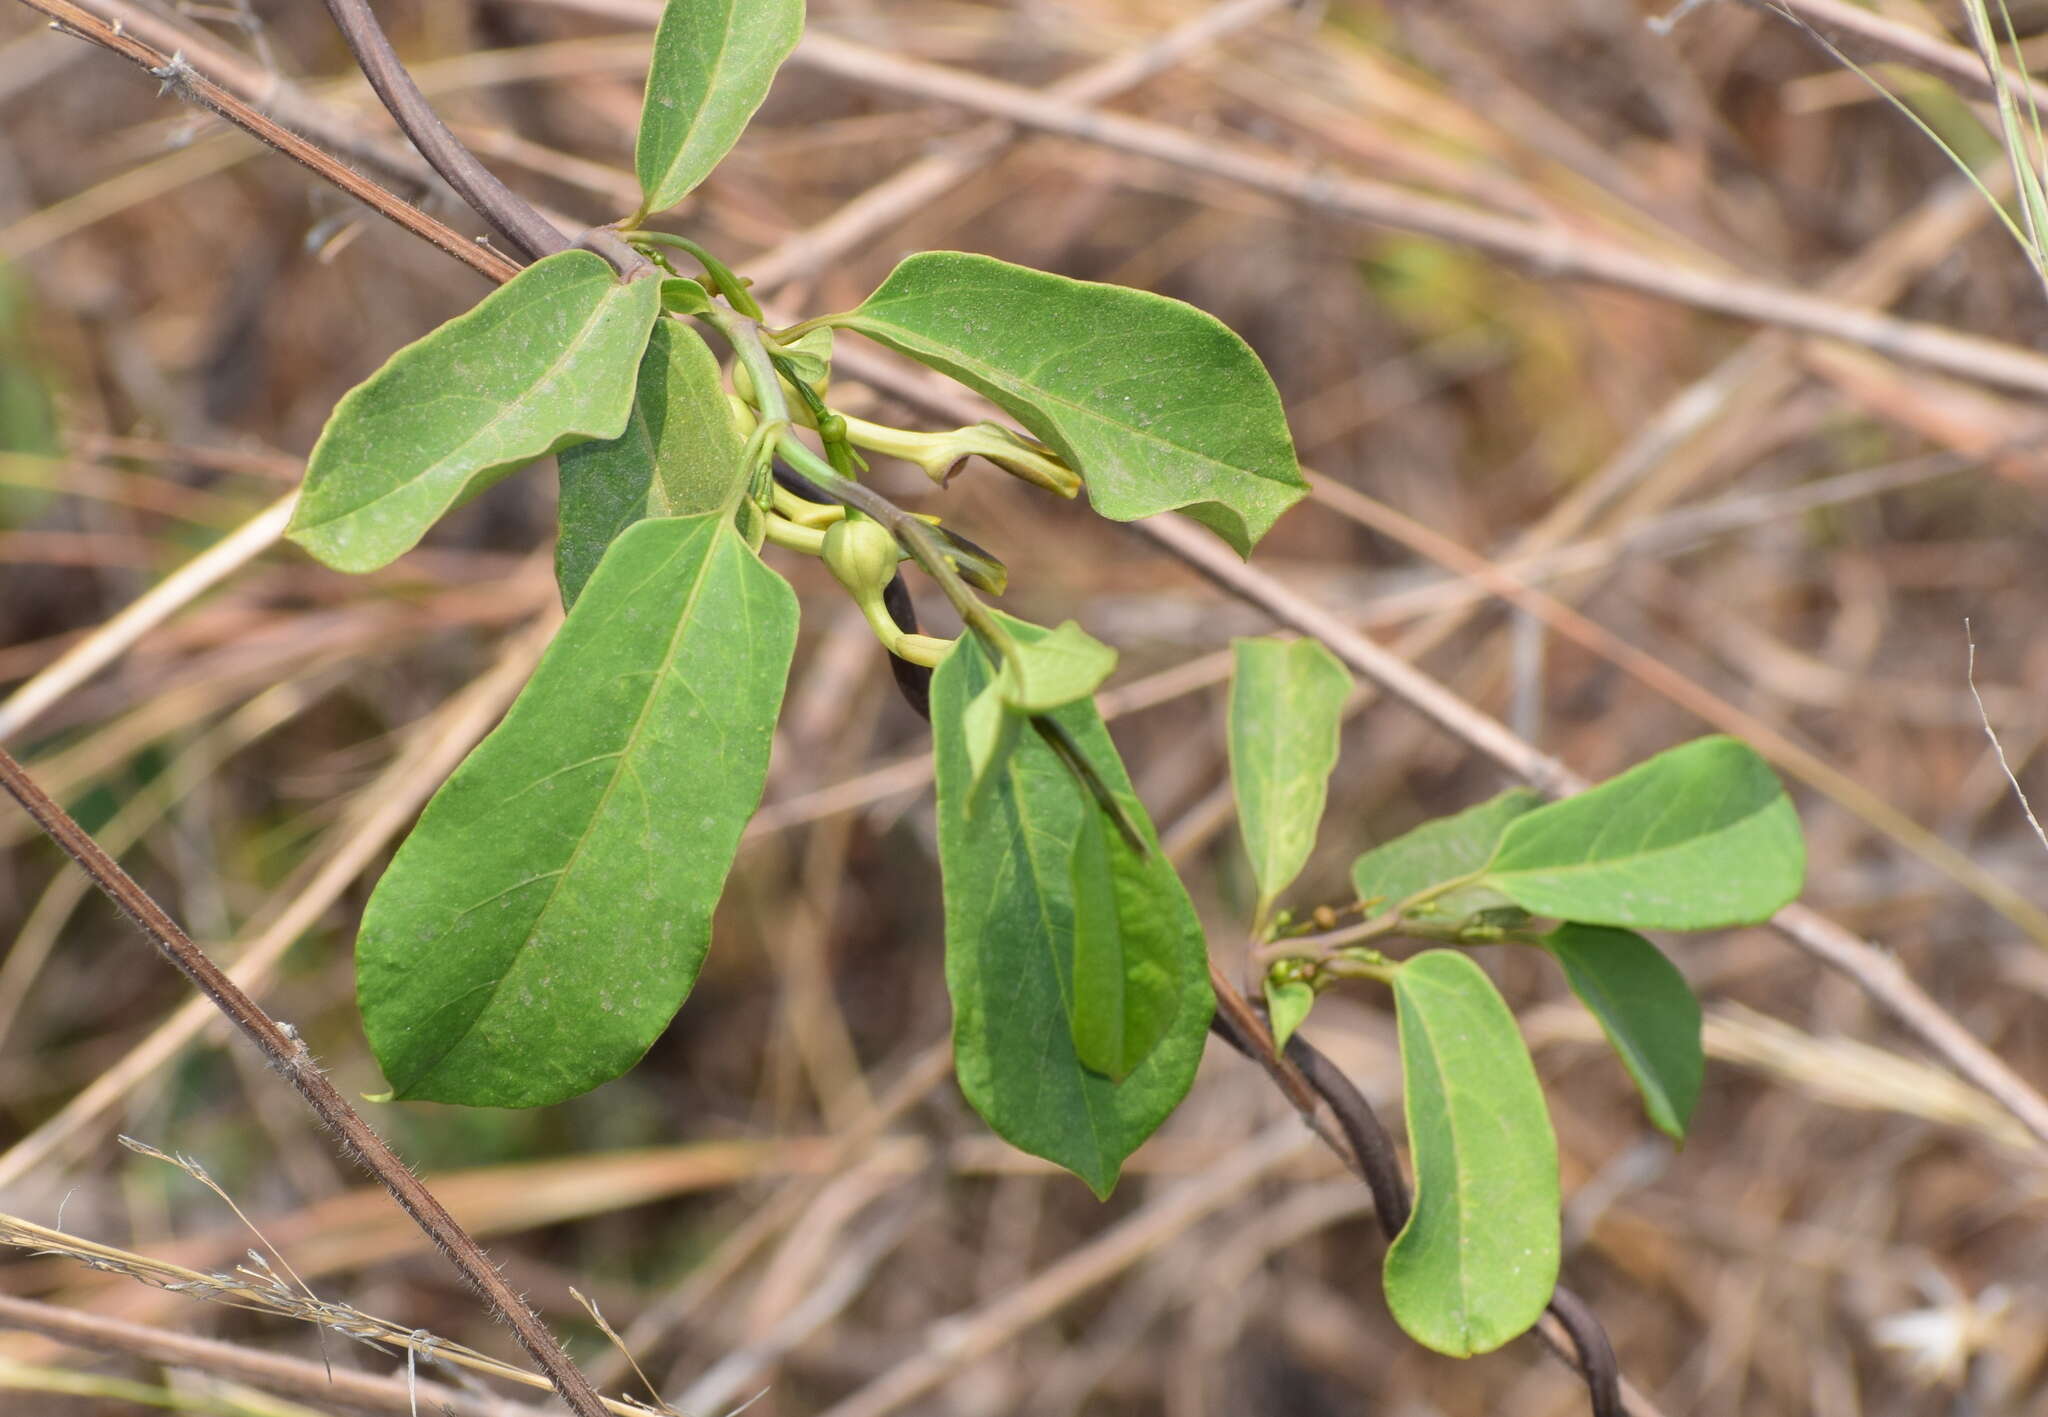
401;519;725;1087
298;267;629;535
845;309;1284;487
644;0;746;202
1488;797;1779;881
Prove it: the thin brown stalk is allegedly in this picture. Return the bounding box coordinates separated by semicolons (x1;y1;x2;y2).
19;0;518;284
318;0;568;263
1131;512;2048;1151
0;747;611;1417
782;29;2048;398
0;1292;526;1417
1307;476;2048;946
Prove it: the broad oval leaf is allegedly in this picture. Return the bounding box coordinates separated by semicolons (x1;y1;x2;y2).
999;620;1116;713
557;318;749;606
1228;636;1351;914
357;513;796;1107
834;252;1308;556
635;0;805;215
1385;950;1560;1356
933;620;1214;1197
1540;924;1702;1141
290;252;661;573
1481;737;1804;929
1068;804;1184;1082
1351;787;1543;921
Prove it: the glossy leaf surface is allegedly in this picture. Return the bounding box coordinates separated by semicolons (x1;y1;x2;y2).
836;252;1308;555
1385;951;1559;1356
1541;923;1702;1140
357;514;795;1106
933;622;1213;1196
1228;636;1350;913
636;0;805;214
557;318;748;606
1482;737;1804;929
290;252;660;572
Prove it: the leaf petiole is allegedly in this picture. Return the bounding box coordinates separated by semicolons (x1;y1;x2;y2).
624;231;765;319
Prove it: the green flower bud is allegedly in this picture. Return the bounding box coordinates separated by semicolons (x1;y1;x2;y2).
821;515;901;601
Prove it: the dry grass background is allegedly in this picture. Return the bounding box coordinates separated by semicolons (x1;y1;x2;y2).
2;0;2048;1413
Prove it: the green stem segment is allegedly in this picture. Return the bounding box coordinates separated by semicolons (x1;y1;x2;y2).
625;231;764;319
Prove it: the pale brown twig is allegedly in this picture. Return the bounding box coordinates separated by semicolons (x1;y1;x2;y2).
0;493;295;743
0;745;611;1417
18;0;520;283
1131;511;2048;1151
0;1291;527;1417
779;29;2048;398
0;614;552;1189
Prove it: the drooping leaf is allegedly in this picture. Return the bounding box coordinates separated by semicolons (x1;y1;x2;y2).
289;252;660;573
635;0;805;215
556;318;748;606
1480;737;1804;929
960;679;1021;812
357;514;795;1107
1351;788;1543;921
1228;637;1351;914
1068;804;1186;1082
933;621;1214;1196
1540;923;1702;1141
832;252;1308;555
1263;974;1315;1053
998;619;1117;713
1385;950;1560;1356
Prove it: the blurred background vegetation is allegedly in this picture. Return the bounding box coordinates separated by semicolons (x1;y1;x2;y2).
4;0;2048;1413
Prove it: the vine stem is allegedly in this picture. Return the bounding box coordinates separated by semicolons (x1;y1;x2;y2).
318;0;649;280
318;0;568;263
1205;977;1624;1417
0;745;612;1417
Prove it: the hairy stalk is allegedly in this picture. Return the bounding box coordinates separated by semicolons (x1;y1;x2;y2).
0;745;612;1417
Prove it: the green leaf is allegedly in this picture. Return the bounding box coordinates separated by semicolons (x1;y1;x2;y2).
357;513;795;1107
998;620;1117;713
556;318;748;607
933;621;1214;1196
289;252;661;573
1386;950;1559;1356
635;0;805;215
1228;637;1350;914
771;325;834;391
660;277;713;315
833;252;1308;556
1540;924;1702;1141
1480;737;1805;930
1351;788;1543;921
1263;974;1315;1053
960;680;1021;812
1067;805;1186;1082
